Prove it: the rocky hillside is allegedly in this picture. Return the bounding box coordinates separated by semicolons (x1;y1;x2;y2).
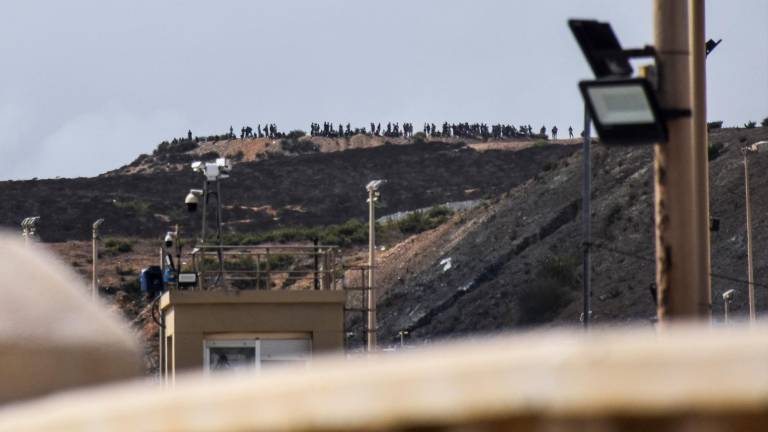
367;126;768;345
0;138;576;242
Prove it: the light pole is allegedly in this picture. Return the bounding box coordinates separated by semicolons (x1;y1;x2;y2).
582;106;592;329
742;141;768;322
366;179;384;352
722;289;734;324
397;330;409;348
189;158;231;286
92;219;104;300
20;217;40;246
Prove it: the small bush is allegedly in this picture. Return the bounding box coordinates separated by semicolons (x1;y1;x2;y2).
104;238;133;254
762;117;768;127
232;150;245;161
744;121;757;129
286;130;306;139
708;142;724;161
395;206;454;235
412;132;427;144
280;139;320;154
199;151;220;160
517;280;572;325
517;255;578;325
707;121;723;131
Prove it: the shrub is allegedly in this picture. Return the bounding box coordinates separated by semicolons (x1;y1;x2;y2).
412;132;427;144
232;150;245;161
708;142;724;161
744;121;757;129
762;117;768;127
280;139;319;154
199;151;220;160
707;121;723;131
104;238;133;254
395;206;454;235
517;280;572;325
517;255;578;325
287;130;306;139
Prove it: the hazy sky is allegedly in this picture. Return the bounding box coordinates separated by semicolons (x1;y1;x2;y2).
0;1;766;180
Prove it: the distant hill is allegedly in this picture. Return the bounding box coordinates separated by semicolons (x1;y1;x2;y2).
0;136;576;242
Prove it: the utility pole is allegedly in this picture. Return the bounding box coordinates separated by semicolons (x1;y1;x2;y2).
367;187;377;352
653;0;709;321
366;180;383;352
743;148;756;321
582;107;592;329
92;219;104;300
690;0;712;320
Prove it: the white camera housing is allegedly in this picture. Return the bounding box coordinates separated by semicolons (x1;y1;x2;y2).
185;189;203;212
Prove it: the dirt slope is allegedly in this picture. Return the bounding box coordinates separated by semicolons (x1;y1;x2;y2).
371;127;768;345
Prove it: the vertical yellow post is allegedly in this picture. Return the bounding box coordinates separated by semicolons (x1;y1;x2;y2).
654;0;708;321
689;0;713;320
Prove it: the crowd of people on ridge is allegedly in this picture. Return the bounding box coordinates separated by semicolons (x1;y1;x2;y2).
173;122;578;146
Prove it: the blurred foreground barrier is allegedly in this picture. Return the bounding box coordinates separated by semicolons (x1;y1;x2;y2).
0;234;141;404
1;321;768;431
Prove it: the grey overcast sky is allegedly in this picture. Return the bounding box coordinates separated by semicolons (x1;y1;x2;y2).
0;1;766;180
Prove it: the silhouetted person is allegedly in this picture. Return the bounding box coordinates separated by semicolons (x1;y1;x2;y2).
230;126;234;138
551;126;558;140
540;126;546;136
187;130;192;141
568;126;574;138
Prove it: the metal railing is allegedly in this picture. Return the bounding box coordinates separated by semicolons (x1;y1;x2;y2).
188;244;343;291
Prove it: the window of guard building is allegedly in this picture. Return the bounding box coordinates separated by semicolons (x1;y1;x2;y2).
203;337;311;374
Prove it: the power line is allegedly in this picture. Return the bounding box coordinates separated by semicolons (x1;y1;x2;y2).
586;240;768;290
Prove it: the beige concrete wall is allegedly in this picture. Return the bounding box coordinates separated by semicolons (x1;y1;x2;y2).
161;290;345;375
0;235;141;405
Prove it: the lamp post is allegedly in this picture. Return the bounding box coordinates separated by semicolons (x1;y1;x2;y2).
366;180;384;352
20;217;40;246
722;289;734;324
742;141;768;322
92;219;104;300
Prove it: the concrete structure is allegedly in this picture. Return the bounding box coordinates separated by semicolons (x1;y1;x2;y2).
160;289;345;380
0;235;140;405
3;323;768;431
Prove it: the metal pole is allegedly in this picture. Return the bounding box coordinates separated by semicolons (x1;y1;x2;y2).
744;149;756;322
92;227;98;300
216;179;225;284
654;0;706;321
724;298;729;323
690;0;713;320
582;106;592;329
367;189;377;352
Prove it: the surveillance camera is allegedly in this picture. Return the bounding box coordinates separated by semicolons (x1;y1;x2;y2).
185;189;202;212
164;232;175;248
723;289;735;301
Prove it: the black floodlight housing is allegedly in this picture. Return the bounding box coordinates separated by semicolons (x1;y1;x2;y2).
579;78;668;145
705;38;722;56
569;19;633;78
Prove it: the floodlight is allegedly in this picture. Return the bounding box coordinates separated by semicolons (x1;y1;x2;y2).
93;219;104;230
747;141;768;153
366;180;385;192
568;19;633;78
723;289;735;301
579;78;667;145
